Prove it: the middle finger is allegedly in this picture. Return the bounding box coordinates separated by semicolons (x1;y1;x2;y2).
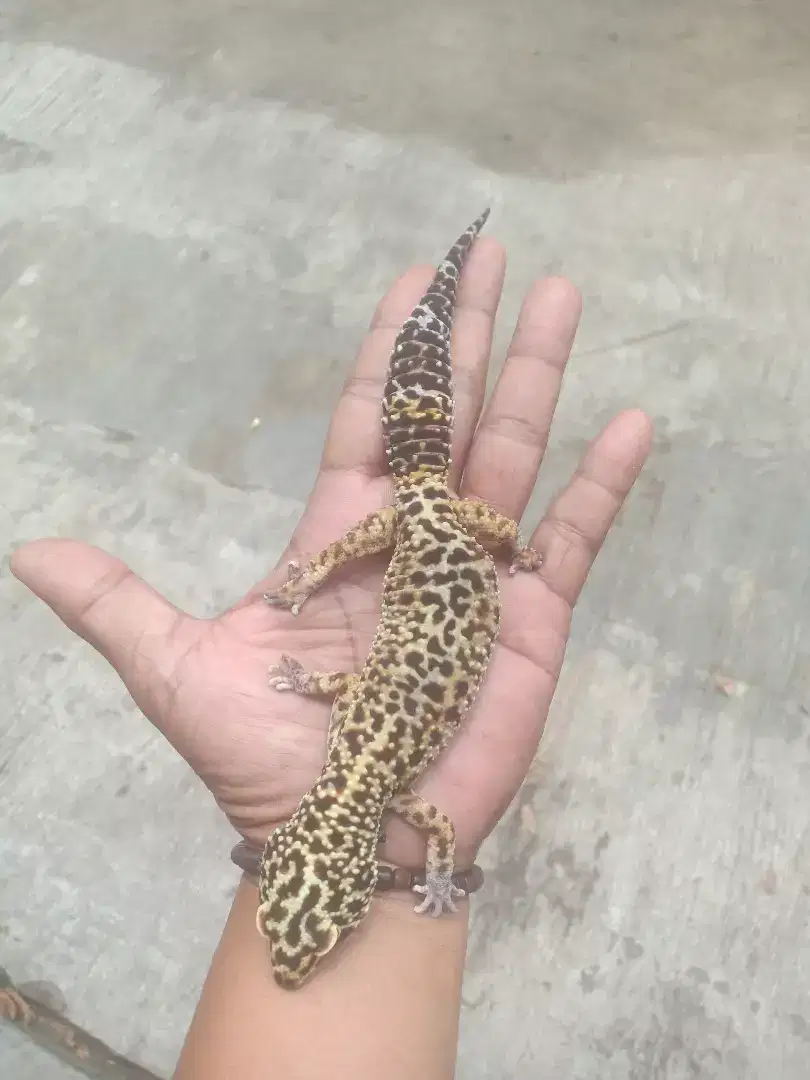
446;235;507;487
460;276;582;520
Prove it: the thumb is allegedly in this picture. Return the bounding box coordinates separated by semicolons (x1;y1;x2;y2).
10;538;191;707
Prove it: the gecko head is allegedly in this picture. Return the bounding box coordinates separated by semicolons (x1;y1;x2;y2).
256;801;380;990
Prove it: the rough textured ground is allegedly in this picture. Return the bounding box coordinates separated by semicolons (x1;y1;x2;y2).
2;1025;84;1080
2;1;810;1077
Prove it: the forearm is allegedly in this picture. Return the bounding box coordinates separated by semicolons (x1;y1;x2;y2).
174;876;468;1080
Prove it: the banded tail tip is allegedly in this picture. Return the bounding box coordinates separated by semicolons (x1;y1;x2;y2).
475;206;491;229
464;207;490;241
440;207;492;274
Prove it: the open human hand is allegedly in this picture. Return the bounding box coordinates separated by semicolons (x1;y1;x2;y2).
11;233;651;873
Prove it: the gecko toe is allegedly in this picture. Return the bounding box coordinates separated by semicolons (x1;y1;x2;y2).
412;871;461;917
268;654;306;693
268;678;293;692
263;582;309;613
509;546;543;575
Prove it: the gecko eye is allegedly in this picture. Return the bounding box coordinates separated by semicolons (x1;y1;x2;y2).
332;774;347;793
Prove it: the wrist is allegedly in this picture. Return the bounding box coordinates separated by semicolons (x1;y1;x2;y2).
231;839;484;905
178;865;468;1079
237;869;469;924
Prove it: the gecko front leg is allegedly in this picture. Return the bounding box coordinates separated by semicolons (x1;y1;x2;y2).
268;653;355;697
389;793;465;916
268;653;359;754
264;506;398;614
451;498;542;574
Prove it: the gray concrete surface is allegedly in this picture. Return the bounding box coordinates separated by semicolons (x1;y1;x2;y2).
2;1024;85;1080
2;1;810;1077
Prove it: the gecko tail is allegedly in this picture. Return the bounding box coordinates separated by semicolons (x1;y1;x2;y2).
382;209;490;482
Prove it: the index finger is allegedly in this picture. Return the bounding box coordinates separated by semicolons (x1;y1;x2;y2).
319;235;506;484
319;264;436;480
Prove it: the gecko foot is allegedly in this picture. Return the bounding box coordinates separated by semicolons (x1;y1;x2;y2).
413;870;465;917
508;546;543;576
268;654;308;693
263;560;310;615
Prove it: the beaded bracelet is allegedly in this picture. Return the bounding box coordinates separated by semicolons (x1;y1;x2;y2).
230;840;484;896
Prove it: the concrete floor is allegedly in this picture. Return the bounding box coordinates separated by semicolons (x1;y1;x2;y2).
2;1;810;1076
2;1025;84;1080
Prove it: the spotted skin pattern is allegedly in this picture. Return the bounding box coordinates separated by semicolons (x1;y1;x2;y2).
259;210;543;989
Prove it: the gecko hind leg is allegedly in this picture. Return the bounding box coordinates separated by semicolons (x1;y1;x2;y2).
264;506;398;615
451;498;542;574
389;793;464;916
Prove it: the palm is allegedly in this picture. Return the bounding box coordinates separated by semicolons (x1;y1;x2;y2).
157;480;556;863
11;237;651;870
